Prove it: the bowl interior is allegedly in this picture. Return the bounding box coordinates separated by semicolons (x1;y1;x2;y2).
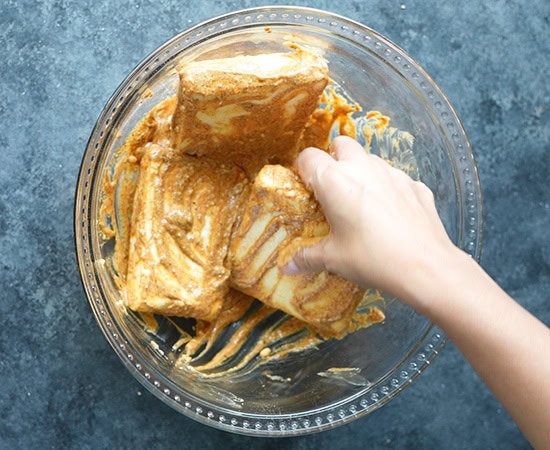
76;7;482;436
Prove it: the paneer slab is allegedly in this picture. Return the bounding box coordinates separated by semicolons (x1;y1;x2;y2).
125;143;249;321
171;48;329;175
229;165;365;335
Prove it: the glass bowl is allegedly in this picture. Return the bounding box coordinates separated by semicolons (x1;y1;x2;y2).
75;6;482;436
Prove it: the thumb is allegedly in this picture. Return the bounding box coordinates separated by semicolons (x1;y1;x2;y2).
283;238;330;275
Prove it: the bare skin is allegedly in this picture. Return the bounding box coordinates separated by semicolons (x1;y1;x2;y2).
286;136;550;449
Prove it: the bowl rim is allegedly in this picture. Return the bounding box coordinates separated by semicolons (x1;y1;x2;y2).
74;5;483;437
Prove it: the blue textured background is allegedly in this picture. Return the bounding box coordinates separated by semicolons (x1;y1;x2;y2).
1;1;548;449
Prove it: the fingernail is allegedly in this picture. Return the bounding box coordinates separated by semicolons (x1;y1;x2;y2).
283;259;301;275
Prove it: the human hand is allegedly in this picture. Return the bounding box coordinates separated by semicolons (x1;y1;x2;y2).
285;135;458;306
284;139;550;450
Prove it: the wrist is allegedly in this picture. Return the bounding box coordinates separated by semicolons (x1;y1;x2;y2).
399;242;472;319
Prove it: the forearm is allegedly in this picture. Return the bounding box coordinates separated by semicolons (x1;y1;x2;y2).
410;248;550;449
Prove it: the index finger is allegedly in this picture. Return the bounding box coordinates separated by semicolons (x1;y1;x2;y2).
294;146;335;192
295;147;355;214
329;135;369;161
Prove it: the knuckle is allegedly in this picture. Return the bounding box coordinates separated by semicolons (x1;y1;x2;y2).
415;180;435;200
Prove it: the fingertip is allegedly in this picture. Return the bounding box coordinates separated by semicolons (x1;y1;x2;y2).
294;146;335;188
330;135;357;147
295;146;332;166
329;136;367;161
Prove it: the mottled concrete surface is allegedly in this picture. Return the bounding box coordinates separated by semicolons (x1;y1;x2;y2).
1;1;548;449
